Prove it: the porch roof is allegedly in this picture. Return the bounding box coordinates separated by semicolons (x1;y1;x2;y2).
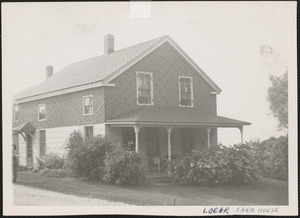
106;106;251;127
12;121;36;133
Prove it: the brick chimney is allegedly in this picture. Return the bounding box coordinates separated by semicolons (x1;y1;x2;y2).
46;65;53;79
104;34;114;55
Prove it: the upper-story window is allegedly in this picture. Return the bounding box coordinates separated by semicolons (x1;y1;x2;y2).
136;72;153;105
38;104;46;121
179;76;193;107
13;104;19;122
83;95;93;115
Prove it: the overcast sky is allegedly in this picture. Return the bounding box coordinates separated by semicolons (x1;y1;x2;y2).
2;2;296;145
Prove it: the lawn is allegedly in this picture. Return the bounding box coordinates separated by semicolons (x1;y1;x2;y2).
15;171;288;206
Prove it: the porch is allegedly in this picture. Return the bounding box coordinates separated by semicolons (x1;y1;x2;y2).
106;106;251;171
12;121;36;168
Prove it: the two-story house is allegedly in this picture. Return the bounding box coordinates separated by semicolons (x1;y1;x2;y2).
12;34;250;168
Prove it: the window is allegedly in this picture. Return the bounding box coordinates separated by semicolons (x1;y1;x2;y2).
13;104;19;122
83;96;93;115
38;104;46;121
179;76;193;107
136;72;153;105
84;126;94;139
39;130;46;157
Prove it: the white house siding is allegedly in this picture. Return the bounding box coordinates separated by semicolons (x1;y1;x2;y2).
18;123;106;167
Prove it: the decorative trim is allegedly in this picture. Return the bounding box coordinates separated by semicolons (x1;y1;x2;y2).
14;82;115;103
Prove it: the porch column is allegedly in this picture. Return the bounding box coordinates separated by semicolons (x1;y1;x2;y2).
239;126;244;144
166;127;172;161
134;126;140;153
206;127;211;147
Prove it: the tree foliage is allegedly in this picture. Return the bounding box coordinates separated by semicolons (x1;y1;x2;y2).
267;71;288;130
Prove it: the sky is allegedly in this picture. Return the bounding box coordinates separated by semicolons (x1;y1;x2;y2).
2;2;296;145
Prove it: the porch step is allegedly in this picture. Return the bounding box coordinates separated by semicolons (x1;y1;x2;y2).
145;171;170;184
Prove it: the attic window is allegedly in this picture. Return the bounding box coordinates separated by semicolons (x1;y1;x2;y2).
179;76;193;107
136;72;153;105
38;104;46;121
13;104;19;122
83;95;93;115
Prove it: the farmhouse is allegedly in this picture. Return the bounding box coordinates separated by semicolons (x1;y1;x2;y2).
12;35;250;168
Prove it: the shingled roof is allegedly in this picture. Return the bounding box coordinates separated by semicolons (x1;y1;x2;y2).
107;106;251;127
14;35;222;101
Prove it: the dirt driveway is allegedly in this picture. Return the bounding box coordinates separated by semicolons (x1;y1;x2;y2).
14;184;130;206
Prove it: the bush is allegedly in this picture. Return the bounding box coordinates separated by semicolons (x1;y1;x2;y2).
227;144;260;184
251;135;288;181
103;147;146;185
35;153;65;170
65;131;113;180
168;144;259;186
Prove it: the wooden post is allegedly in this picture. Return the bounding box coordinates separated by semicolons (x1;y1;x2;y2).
166;127;172;160
134;126;140;153
239;126;244;144
206;127;211;147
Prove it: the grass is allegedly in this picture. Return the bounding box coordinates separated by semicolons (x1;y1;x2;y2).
15;171;288;206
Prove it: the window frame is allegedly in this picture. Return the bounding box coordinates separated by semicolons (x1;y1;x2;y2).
39;130;46;157
13;104;19;122
136;71;154;106
38;104;46;121
84;125;94;139
178;76;194;107
82;95;93;115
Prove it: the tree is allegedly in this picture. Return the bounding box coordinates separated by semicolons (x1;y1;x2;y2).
267;71;288;130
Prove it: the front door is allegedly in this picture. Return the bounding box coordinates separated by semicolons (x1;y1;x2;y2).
146;127;160;166
182;128;193;155
26;134;33;168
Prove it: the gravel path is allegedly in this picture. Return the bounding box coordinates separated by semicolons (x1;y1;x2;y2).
14;184;131;206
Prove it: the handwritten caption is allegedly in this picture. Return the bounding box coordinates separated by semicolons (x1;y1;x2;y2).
202;207;279;215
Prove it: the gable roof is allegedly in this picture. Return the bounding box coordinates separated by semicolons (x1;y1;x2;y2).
106;106;251;127
12;121;36;133
14;35;222;102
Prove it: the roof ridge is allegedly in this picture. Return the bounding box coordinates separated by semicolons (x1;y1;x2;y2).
66;35;168;68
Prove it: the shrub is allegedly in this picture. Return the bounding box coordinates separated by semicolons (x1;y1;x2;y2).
168;144;259;186
65;131;113;180
103;147;146;185
227;144;260;184
251;135;288;181
35;153;65;170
